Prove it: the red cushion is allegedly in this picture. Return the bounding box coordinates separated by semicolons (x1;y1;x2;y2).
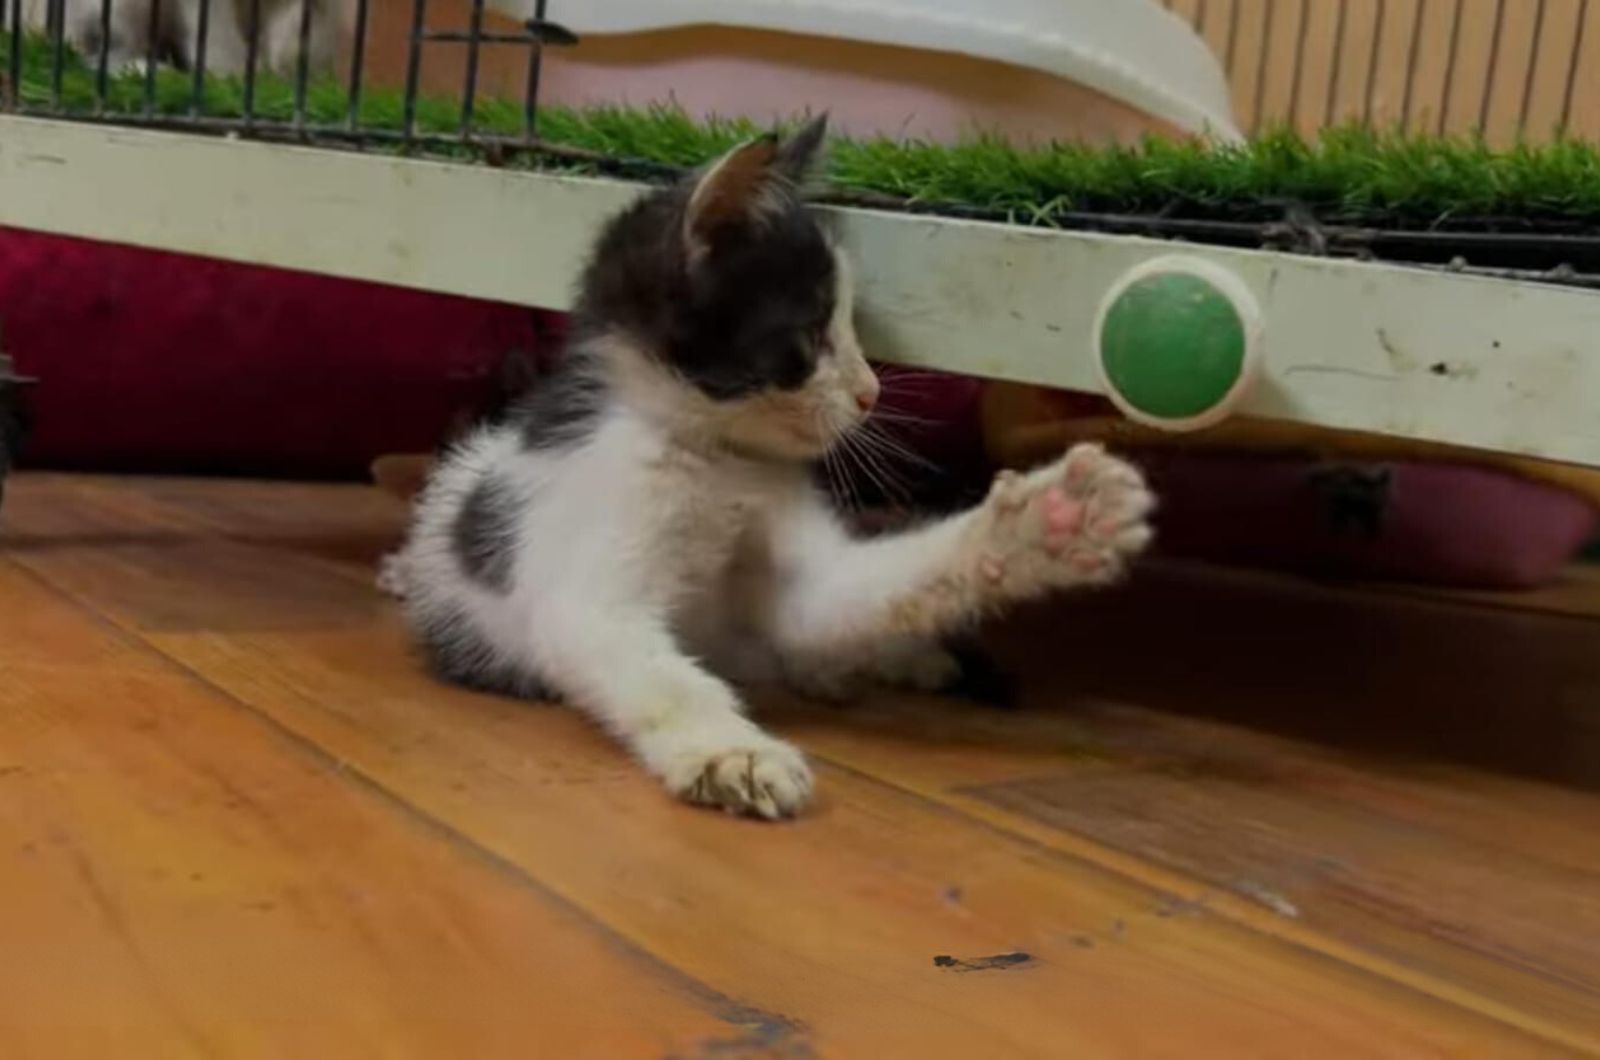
1142;450;1598;589
0;229;541;477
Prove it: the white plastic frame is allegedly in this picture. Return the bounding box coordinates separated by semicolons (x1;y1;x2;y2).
2;117;1599;466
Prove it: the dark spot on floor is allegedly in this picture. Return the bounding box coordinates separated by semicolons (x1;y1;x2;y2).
932;952;1032;972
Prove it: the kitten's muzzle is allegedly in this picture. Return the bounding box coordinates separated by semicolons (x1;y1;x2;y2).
853;377;880;414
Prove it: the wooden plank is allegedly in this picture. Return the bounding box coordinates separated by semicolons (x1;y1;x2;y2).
0;474;1574;1056
789;564;1600;1052
0;562;753;1059
6;117;1600;466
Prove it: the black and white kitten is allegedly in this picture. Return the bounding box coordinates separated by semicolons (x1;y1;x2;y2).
389;118;1154;819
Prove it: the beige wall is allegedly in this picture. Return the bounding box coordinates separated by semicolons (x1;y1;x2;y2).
1165;0;1600;143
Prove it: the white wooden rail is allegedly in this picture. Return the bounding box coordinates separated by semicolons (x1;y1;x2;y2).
3;115;1599;465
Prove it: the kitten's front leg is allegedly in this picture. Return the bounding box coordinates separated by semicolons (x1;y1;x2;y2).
772;443;1153;665
542;613;812;818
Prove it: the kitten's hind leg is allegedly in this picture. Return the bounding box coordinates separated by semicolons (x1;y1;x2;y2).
541;613;812;818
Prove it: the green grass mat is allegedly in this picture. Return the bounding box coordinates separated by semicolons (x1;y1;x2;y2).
5;31;1600;228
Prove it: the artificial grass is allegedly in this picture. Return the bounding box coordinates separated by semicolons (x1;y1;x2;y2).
5;31;1600;229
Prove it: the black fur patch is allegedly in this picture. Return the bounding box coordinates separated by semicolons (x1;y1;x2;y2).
414;604;555;700
451;475;521;592
514;361;607;451
569;128;837;402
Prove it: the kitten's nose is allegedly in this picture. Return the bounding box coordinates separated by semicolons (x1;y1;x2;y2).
854;380;880;413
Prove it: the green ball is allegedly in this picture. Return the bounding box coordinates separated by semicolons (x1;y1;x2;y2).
1098;267;1250;424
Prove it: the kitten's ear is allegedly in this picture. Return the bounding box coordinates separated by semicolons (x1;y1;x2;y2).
774;113;829;182
684;134;781;251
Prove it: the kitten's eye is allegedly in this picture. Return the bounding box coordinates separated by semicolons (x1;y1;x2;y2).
770;342;813;390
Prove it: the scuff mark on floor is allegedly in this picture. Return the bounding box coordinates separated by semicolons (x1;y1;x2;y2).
932;951;1033;972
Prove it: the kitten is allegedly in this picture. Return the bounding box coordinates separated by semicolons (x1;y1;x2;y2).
389;116;1155;819
22;0;339;76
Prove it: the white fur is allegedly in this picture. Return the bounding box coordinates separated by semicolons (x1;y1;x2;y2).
23;0;341;76
392;250;1153;819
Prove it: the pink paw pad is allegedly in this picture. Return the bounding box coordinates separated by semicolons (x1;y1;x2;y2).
1040;488;1083;554
1042;489;1083;532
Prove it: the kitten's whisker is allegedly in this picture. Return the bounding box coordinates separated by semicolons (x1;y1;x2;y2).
842;428;913;505
834;430;885;507
855;421;938;472
867;408;939;429
876;369;958;394
821;413;865;511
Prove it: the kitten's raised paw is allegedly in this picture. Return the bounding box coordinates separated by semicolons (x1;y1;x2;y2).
656;725;813;819
978;443;1154;595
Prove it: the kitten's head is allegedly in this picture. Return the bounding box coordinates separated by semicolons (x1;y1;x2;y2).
575;115;879;461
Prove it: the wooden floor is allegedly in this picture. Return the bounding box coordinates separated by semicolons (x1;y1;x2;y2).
2;474;1599;1058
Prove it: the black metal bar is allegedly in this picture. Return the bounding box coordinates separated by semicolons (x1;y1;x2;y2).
144;0;162;118
1437;0;1463;134
1519;0;1548;138
189;0;211;118
1478;0;1506;135
50;0;68;110
292;0;313;132
6;0;19;109
523;0;547;140
30;108;683;181
1324;0;1348;126
1560;0;1590;132
1252;0;1276;130
460;0;485;136
1286;0;1309;131
96;0;114;112
1399;0;1425;131
402;0;427;145
1408;262;1600;290
242;0;262;129
345;0;370;130
1364;0;1387;125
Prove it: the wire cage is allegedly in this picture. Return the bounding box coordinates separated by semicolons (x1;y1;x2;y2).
0;1;611;168
2;0;1596;292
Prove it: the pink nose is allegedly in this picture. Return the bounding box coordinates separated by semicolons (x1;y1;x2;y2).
854;384;879;413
